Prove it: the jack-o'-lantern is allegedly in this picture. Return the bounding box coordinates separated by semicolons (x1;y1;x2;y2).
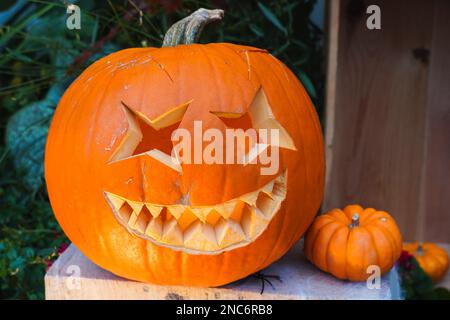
45;9;325;286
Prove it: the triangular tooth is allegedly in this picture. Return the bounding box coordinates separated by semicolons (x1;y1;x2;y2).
202;224;218;248
241;206;270;239
105;192;125;210
190;207;212;223
184;221;218;251
126;200;144;214
257;194;282;219
240;191;259;206
162;219;183;246
135;212;150;233
127;211;140;228
214;200;237;219
272;183;287;198
215;219;246;248
167;205;185;220
118;203;133;222
145;204;164;218
261;180;275;198
145;218;163;240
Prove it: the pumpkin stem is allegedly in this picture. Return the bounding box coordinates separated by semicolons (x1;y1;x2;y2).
350;214;360;228
417;243;424;255
162;8;224;47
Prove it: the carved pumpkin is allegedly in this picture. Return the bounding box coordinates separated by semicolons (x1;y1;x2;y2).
45;9;325;286
304;205;402;281
403;242;449;282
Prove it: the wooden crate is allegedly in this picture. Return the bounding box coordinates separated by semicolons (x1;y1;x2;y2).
324;0;450;242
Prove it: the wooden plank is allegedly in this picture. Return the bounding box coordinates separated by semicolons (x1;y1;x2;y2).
324;0;341;201
420;1;450;243
45;243;399;300
324;0;442;240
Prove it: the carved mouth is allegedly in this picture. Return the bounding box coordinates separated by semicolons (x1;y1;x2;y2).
104;171;287;254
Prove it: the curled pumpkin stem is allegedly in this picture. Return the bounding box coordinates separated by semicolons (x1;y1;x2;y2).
162;8;224;47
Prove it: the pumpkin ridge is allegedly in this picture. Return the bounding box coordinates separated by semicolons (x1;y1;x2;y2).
312;221;342;272
305;218;337;260
371;221;399;266
325;225;347;274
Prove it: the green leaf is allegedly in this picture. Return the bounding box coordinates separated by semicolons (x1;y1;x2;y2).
5;100;55;191
249;24;264;37
298;72;317;99
257;2;287;35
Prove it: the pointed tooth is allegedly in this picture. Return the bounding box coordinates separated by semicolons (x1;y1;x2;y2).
189;207;212;223
214;200;237;219
256;192;282;219
145;218;163;240
105;192;125;210
261;180;275;198
118;203;133;221
241;206;270;239
184;221;219;251
215;219;246;248
127;211;140;228
162;219;183;246
126;200;144;214
167;205;185;220
146;204;164;218
135;212;150;233
240;191;259;206
202;224;218;247
272;182;287;198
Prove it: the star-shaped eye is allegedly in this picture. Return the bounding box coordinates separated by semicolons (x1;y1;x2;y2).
108;100;191;172
211;87;296;164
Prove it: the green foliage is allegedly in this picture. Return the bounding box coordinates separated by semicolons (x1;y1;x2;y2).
0;0;324;299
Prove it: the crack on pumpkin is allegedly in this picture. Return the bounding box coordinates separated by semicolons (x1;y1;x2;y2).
244;50;251;80
237;49;268;54
147;55;173;83
236;49;268;81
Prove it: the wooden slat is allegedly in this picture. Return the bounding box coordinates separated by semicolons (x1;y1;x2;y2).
420;0;450;242
324;0;450;241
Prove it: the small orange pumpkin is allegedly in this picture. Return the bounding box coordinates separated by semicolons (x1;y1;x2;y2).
403;242;449;282
304;205;402;281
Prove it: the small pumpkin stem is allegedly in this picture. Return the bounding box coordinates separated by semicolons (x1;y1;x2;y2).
162;8;224;47
417;243;424;255
349;214;360;228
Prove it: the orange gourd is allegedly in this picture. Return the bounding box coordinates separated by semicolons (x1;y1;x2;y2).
44;9;325;286
403;242;449;282
304;205;402;281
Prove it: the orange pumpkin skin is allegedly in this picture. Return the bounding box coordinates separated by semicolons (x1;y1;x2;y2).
403;242;449;282
304;205;402;281
45;43;325;286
